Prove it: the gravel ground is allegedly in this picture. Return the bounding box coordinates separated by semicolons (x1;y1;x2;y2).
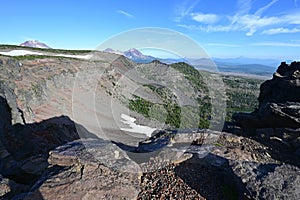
137;158;230;200
137;164;206;200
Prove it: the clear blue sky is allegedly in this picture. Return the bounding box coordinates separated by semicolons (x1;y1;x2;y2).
1;0;300;59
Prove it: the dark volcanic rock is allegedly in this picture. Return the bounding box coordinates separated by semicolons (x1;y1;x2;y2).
0;116;82;184
234;61;300;129
230;62;300;199
18;139;141;200
230;161;300;200
260;61;300;103
259;164;300;199
0;96;99;198
234;102;300;129
233;61;300;161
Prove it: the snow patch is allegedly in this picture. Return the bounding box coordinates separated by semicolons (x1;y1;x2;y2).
0;50;43;56
120;114;156;137
0;50;91;60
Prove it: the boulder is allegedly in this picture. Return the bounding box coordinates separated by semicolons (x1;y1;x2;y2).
234;62;300;129
231;162;300;200
259;62;300;104
234;102;300;129
19;139;142;200
232;62;300;158
186;132;300;200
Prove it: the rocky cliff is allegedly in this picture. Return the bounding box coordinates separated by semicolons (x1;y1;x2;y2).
0;48;300;199
233;62;300;156
234;61;300;129
231;62;300;198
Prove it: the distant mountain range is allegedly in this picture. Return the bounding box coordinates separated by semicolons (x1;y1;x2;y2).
213;57;281;67
13;42;280;77
104;48;280;77
20;40;51;49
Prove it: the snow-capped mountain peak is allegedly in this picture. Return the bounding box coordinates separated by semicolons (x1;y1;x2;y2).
20;40;51;49
124;48;145;59
103;48;156;63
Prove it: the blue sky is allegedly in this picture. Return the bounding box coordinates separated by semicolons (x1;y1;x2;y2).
1;0;300;59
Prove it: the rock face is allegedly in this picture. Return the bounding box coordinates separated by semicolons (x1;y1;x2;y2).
0;96;96;199
231;62;300;199
232;62;300;158
16;139;142;200
136;131;300;200
259;61;300;104
0;95;142;199
227;161;300;199
234;61;300;129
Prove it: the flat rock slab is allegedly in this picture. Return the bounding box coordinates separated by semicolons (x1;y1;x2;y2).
21;138;142;200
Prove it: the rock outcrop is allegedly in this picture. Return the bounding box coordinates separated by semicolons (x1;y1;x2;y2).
14;139;142;200
233;62;300;156
135;130;300;199
231;62;300;199
0;96;97;199
234;61;300;129
0;95;143;199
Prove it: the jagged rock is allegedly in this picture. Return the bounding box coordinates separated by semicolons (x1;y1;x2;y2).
0;95;12;128
48;138;141;172
234;102;300;129
233;61;300;145
185;132;300;200
20;155;49;175
231;162;300;200
259;62;300;104
234;62;300;130
0;96;101;199
21;139;142;200
0;116;82;184
260;164;300;199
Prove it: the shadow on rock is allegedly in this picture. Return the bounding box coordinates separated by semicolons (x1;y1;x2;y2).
0;96;98;199
174;153;245;200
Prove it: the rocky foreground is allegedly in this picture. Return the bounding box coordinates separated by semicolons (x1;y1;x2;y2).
0;60;300;199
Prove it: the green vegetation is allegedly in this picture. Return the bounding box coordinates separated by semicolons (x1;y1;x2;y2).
129;95;182;128
170;62;208;92
197;96;211;128
128;62;262;129
214;142;223;147
31;82;44;98
129;95;152;118
223;76;263;121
